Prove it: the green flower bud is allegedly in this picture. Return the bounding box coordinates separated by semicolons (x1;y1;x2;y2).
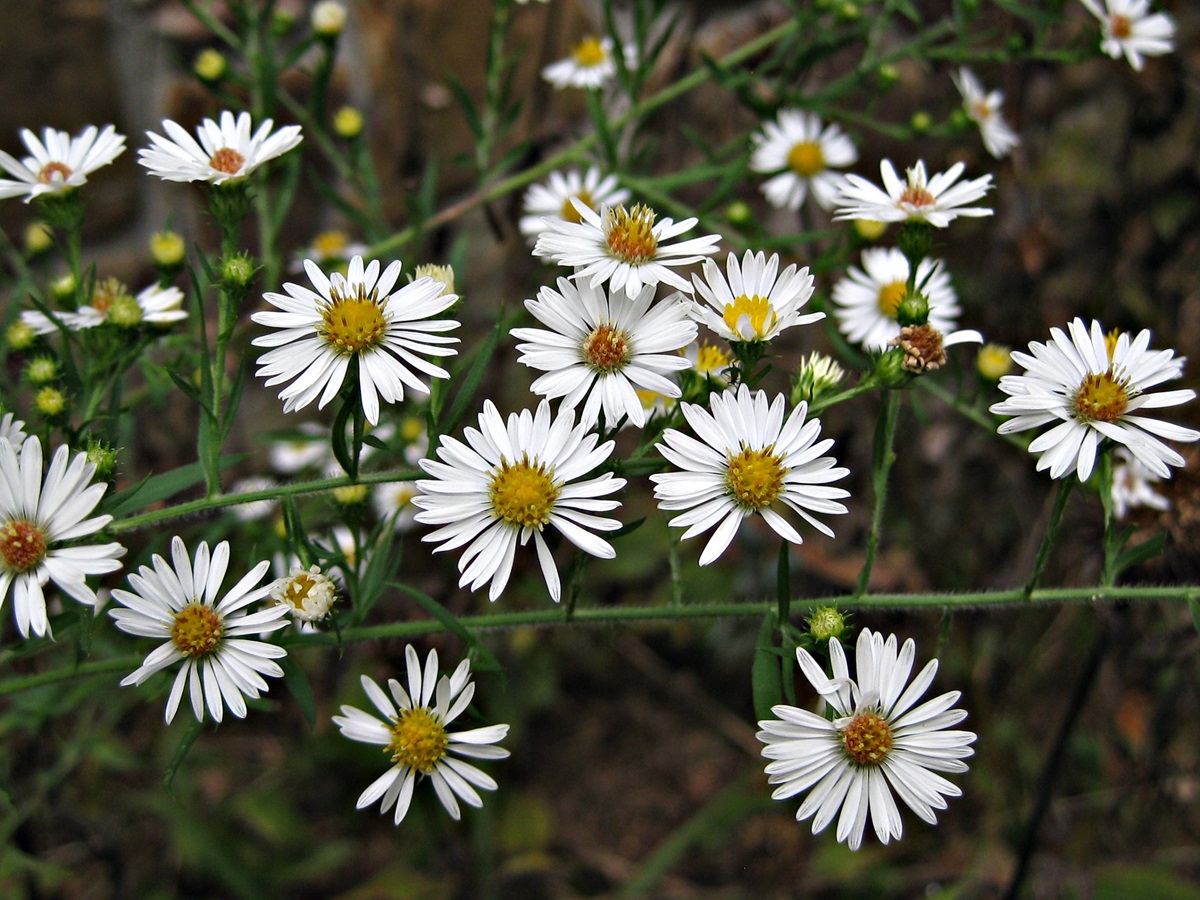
193;48;227;83
333;106;364;139
977;342;1012;381
876;63;900;91
910;110;933;134
791;352;845;406
84;438;119;480
150;229;186;268
24;221;53;255
7;320;37;351
333;482;369;505
50;273;76;302
35;386;67;417
108;293;144;327
725;200;753;229
25;356;58;385
221;253;258;290
895;291;930;327
807;606;847;642
874;347;913;389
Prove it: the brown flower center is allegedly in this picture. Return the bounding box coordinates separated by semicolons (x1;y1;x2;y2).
1073;370;1131;423
37;162;73;184
892;324;946;373
0;519;47;573
1110;14;1132;39
209;147;246;175
841;710;894;766
582;324;630;373
899;185;935;208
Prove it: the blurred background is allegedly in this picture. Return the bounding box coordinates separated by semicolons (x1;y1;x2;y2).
2;0;1200;897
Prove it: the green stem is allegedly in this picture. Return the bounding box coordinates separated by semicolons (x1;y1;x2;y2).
1023;478;1074;599
856;390;900;596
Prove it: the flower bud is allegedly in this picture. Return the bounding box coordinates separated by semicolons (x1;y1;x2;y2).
977;343;1012;381
334;482;369;505
333;106;364;139
108;293;144;327
791;352;845;406
193;48;227;83
412;263;455;298
909;110;933;134
874;346;913;389
807;606;847;642
35;386;67;417
876;63;900;91
221;253;257;290
50;273;76;302
895;291;929;328
7;320;36;351
726;201;753;229
311;0;347;37
84;438;119;480
853;219;887;242
25;356;58;385
150;229;186;268
24;221;53;256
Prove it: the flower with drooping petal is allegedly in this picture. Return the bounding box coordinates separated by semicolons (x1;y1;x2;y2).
109;536;289;723
520;166;630;242
412;399;626;602
23;278;186;333
834;160;992;227
0;125;126;202
832;248;961;352
1111;447;1171;519
332;645;510;825
990;318;1199;481
691;250;821;344
511;278;697;428
533;202;720;298
757;629;977;851
0;436;126;638
138;110;302;184
650;385;850;566
251;255;460;425
952;68;1020;159
749;110;858;211
1080;0;1174;71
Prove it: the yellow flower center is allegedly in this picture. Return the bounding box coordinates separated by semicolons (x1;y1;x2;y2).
312;230;350;258
693;342;731;375
37;161;73;184
170;602;223;657
1104;328;1121;362
281;572;319;608
209;147;246;175
971;100;993;122
841;710;894;766
1110;14;1132;39
319;284;388;354
387;707;449;773
722;294;776;340
489;457;560;529
0;519;47;573
876;280;908;319
899;185;935;208
561;189;595;223
571;36;608;68
582;323;630;373
1073;370;1131;424
725;445;785;510
787;141;825;177
604;204;658;265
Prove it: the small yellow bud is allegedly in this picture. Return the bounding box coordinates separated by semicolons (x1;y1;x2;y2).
25;357;58;385
412;263;455;298
311;0;347;37
853;219;887;242
334;482;369;505
333;106;364;139
193;48;228;82
150;230;186;267
50;273;76;301
977;343;1012;381
35;386;66;417
24;221;53;255
7;320;36;351
807;606;847;642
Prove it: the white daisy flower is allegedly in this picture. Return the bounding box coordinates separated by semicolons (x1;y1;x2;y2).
1080;0;1175;71
749;110;859;211
373;480;420;532
757;629;977;851
1111;447;1171;519
519;166;630;242
228;476;279;522
268;563;338;622
412;399;626;602
952;68;1020;159
533;202;720;298
990;318;1199;481
831;248;961;351
0;436;126;638
511;278;697;429
27;279;186;332
109;536;289;724
138;110;303;184
251;255;460;426
684;341;733;384
0;413;27;446
268;422;331;474
0;125;126;202
834;160;993;227
333;645;510;825
650;385;850;566
541;36;631;90
691;250;822;344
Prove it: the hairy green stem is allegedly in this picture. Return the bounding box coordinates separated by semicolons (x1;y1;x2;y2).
1023;478;1074;599
856;390;900;596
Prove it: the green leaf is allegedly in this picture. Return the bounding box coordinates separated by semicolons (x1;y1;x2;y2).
279;654;316;728
446;75;483;140
440;317;504;437
752;613;783;721
1114;531;1167;574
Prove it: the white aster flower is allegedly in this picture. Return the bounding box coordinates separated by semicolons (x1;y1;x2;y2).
533;202;720;298
990;318;1199;481
289;229;370;273
685;341;733;384
268;422;331;474
542;36;631;90
0;125;126;202
520;167;630;242
139;110;303;184
110;537;288;723
650;385;850;566
373;480;420;532
757;629;977;851
311;0;347;36
228;476;279;522
835;160;993;227
832;248;961;351
251;255;460;426
32;278;187;332
269;563;338;622
511;278;697;429
1111;447;1171;519
1080;0;1175;71
333;645;510;825
0;436;126;638
0;413;27;446
749;110;859;211
691;250;822;344
952;68;1020;159
413;399;626;602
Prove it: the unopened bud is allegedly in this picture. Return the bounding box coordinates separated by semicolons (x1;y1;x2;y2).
333;106;364;139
